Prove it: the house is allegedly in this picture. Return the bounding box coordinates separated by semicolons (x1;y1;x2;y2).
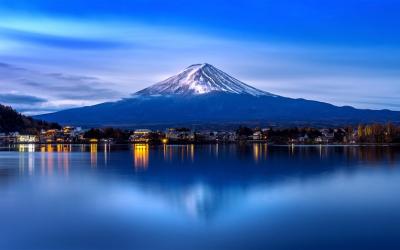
40;129;60;143
63;126;83;140
0;133;8;144
315;136;323;143
166;128;194;141
298;134;309;143
16;134;39;143
217;131;237;142
197;131;218;142
130;129;152;143
320;129;335;143
252;131;263;140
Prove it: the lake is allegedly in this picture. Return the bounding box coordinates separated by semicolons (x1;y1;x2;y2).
0;144;400;250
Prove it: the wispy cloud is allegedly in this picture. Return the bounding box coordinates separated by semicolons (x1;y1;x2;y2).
0;27;126;50
0;93;47;104
0;61;125;114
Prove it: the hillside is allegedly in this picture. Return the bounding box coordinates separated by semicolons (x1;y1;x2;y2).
0;104;60;133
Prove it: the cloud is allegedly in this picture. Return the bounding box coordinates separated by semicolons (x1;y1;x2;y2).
0;14;399;114
0;61;125;114
0;62;122;99
18;79;121;100
16;104;82;116
0;27;127;50
46;73;98;81
0;93;47;104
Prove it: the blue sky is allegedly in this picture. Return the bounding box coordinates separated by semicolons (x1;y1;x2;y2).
0;0;399;114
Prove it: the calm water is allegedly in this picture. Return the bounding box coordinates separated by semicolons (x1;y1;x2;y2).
1;144;400;250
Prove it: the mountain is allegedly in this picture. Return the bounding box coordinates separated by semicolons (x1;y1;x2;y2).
136;63;272;97
35;63;400;128
0;104;60;133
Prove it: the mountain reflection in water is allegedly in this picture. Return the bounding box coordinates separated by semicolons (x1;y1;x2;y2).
0;144;400;250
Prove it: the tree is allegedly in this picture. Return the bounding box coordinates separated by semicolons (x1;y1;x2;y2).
236;126;253;137
0;104;61;134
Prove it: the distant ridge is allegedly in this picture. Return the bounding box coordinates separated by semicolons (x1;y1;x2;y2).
35;63;400;128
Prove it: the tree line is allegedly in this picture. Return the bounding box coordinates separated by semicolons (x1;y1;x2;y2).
0;104;60;133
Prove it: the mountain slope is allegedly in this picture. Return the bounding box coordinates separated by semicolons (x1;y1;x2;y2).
35;64;400;127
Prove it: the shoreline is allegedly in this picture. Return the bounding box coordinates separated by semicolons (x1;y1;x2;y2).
1;142;400;147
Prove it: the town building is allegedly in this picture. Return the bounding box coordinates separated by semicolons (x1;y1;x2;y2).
252;131;263;140
16;134;39;143
130;129;152;143
216;131;237;142
166;128;194;142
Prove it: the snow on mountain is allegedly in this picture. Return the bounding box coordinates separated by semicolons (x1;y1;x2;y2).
135;63;275;97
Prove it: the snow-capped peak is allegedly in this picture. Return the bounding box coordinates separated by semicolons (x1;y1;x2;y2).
135;63;275;97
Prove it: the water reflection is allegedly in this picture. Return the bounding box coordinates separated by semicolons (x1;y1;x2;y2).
5;144;400;174
104;143;110;166
1;144;400;249
17;144;36;154
90;143;98;168
28;149;35;176
4;144;400;216
163;144;195;162
47;145;54;176
133;144;149;169
253;143;268;163
11;144;74;177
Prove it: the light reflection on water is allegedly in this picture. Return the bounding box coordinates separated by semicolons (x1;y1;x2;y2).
133;144;149;169
0;144;400;249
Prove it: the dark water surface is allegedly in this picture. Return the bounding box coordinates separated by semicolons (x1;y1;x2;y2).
1;144;400;250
